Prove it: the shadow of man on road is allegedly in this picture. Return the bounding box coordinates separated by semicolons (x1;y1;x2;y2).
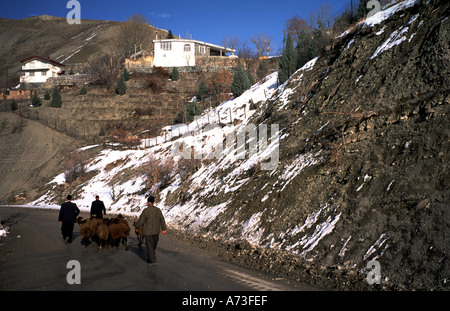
128;237;148;262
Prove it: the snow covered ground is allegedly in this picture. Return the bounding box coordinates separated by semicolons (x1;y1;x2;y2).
0;222;8;238
31;72;280;217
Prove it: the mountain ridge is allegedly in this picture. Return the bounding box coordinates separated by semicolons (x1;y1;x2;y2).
0;14;169;87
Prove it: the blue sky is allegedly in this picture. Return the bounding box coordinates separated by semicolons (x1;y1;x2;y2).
2;0;352;53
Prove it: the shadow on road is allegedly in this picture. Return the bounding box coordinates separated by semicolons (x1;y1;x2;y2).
127;238;148;263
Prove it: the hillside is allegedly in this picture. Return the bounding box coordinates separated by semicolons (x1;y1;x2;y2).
28;0;449;290
0;112;80;204
0;15;169;87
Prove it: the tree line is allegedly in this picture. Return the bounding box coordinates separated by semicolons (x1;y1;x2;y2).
278;0;394;84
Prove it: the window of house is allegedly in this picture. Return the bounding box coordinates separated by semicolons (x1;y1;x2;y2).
184;44;191;52
198;46;206;54
41;70;47;76
161;42;172;51
29;71;35;76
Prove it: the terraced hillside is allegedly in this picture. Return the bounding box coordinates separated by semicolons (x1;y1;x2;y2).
0;14;169;87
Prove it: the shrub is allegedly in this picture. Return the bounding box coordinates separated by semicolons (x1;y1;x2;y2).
147;77;163;93
116;74;126;95
173;111;185;125
153;66;170;79
80;85;87;95
171;67;179;81
123;68;130;81
64;150;89;183
256;60;269;81
50;87;62;108
185;102;202;122
31;92;41;107
141;155;174;194
196;80;209;100
44;90;50;100
231;66;251;97
10;99;18;111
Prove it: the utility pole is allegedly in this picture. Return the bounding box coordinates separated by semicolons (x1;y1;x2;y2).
351;0;354;23
5;65;8;89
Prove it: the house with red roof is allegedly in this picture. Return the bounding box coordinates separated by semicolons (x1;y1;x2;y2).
19;56;65;85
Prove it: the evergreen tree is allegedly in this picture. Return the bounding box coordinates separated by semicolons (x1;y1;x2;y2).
10;99;18;111
311;27;327;57
296;30;311;69
246;70;254;87
31;92;41;107
171;67;179;81
99;126;106;136
44;90;50;100
167;30;174;39
196;79;209;100
116;74;127;95
123;68;130;81
231;66;251;98
333;8;353;34
50;87;62;108
173;110;185;125
185;102;203;122
256;60;269;81
278;34;296;85
355;0;370;21
80;85;87;95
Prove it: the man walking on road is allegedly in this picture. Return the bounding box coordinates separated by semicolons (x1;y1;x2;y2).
90;195;106;218
135;195;167;266
58;194;80;244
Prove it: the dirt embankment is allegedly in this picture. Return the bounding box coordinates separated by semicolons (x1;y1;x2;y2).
0;112;80;204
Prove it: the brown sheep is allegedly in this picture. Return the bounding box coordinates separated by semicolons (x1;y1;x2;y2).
116;214;131;246
95;222;109;250
88;217;103;231
76;217;93;247
107;216;130;248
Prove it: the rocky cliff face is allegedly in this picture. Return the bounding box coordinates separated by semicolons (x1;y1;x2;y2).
163;0;449;290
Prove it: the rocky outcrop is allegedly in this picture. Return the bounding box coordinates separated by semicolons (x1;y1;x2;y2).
165;0;449;290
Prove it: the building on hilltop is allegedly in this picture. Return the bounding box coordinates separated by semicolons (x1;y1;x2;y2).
152;39;236;68
19;56;65;85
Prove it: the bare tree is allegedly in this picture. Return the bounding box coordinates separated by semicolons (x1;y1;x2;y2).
309;3;333;30
313;4;334;46
316;3;333;30
110;13;154;61
140;155;174;194
237;41;256;70
64;150;89;183
250;33;273;58
284;15;311;45
86;54;121;88
222;35;240;51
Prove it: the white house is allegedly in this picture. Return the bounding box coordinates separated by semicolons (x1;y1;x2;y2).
19;56;65;84
152;39;236;68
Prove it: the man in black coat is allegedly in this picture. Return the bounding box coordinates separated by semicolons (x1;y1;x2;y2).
90;195;106;219
58;194;80;244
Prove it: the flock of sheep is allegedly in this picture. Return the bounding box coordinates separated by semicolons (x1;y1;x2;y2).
76;214;142;249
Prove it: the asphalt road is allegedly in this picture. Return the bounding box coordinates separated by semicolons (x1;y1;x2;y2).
0;206;310;292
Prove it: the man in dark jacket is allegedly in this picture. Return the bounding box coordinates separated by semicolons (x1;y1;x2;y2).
135;195;167;266
90;195;106;218
58;194;80;244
